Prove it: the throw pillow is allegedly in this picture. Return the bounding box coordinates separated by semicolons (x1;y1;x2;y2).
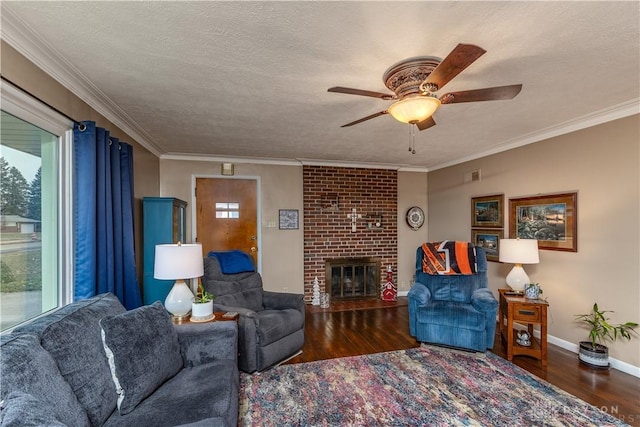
100;301;183;415
0;334;90;427
0;391;67;427
13;293;126;426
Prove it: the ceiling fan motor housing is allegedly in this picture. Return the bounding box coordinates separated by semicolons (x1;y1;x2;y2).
383;56;442;98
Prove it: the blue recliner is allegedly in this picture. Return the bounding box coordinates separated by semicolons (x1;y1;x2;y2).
408;244;498;352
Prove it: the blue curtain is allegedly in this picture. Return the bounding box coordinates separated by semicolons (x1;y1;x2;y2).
73;121;142;309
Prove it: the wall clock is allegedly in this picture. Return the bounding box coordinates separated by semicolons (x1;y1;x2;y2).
406;206;425;230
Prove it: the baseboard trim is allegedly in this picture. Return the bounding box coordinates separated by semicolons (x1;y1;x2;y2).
545;334;640;378
521;325;640;378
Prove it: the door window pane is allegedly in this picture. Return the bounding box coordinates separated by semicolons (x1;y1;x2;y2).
215;201;240;219
1;111;59;330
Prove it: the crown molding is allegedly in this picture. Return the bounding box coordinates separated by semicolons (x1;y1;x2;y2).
161;153;432;172
1;6;164;157
428;99;640;171
161;153;302;166
296;159;401;170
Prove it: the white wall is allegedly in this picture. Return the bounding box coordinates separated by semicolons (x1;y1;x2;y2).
427;115;640;369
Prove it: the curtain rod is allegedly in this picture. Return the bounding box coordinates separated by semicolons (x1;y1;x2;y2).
1;74;85;130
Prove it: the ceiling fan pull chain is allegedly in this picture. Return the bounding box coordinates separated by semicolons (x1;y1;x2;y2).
408;124;417;154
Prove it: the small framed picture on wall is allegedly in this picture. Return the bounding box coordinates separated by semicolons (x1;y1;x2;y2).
471;194;504;228
471;229;503;262
279;209;299;230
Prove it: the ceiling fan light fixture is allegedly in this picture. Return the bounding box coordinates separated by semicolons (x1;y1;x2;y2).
387;94;441;124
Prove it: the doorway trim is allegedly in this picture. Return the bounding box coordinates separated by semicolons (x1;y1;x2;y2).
191;174;262;273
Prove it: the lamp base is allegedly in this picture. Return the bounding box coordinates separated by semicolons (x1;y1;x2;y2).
170;313;191;324
505;264;530;291
164;279;195;320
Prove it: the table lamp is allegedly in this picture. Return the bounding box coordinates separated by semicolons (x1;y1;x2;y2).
153;243;204;321
498;238;539;291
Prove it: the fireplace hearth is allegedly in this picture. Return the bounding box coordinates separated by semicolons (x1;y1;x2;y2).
325;257;381;300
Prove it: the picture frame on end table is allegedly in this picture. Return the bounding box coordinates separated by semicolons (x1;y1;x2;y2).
471;229;503;262
508;192;577;252
471;194;504;229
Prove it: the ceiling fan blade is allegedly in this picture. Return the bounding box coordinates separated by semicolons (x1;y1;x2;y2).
424;44;486;90
341;111;388;127
328;87;396;100
440;84;523;104
416;116;437;131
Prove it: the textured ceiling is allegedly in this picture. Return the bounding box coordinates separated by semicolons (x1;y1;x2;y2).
2;1;639;170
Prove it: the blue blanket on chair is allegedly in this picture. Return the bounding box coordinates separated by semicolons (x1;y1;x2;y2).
208;250;255;274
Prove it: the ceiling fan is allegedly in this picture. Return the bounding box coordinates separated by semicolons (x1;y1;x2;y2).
328;44;522;131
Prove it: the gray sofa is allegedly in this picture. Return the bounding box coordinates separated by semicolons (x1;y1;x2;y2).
0;293;239;427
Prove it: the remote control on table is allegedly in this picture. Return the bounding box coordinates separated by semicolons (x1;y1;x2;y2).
223;312;238;318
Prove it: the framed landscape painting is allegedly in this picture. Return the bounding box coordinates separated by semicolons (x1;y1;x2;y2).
471;229;503;262
508;192;577;252
471;194;504;228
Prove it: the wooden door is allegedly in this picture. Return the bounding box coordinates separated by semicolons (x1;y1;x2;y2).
195;178;258;264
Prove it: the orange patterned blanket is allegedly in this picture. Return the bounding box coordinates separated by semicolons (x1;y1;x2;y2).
421;241;477;275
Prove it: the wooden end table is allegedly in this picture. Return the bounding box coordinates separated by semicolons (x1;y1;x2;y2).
498;289;548;366
172;311;239;325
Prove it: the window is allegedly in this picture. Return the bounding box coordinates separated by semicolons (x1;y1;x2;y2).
0;82;73;331
215;202;240;219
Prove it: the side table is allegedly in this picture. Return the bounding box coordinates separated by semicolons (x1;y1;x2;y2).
498;289;548;366
172;311;239;325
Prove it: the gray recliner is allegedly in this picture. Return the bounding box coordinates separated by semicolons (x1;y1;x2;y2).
202;256;305;373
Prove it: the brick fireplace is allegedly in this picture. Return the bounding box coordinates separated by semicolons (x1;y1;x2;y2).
303;166;397;303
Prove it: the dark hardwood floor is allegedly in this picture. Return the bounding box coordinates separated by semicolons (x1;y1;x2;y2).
286;298;640;426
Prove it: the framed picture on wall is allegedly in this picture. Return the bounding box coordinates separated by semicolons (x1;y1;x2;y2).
509;192;577;252
471;229;503;262
471;194;504;228
279;209;299;230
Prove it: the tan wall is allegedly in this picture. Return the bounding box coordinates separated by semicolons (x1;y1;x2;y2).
160;160;431;295
159;159;305;293
1;42;160;286
397;171;429;291
427;115;640;367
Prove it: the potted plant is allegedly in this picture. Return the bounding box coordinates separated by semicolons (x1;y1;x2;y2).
575;303;638;368
191;284;215;321
524;283;542;300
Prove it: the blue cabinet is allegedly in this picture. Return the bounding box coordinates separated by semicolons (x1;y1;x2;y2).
143;197;187;305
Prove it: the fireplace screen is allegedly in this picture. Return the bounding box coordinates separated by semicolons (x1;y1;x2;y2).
325;257;381;299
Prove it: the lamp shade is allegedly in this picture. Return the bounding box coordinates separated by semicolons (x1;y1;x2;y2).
499;239;539;264
154;243;204;280
387;94;441;124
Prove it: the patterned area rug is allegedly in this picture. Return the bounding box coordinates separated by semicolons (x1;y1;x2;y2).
240;346;626;426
